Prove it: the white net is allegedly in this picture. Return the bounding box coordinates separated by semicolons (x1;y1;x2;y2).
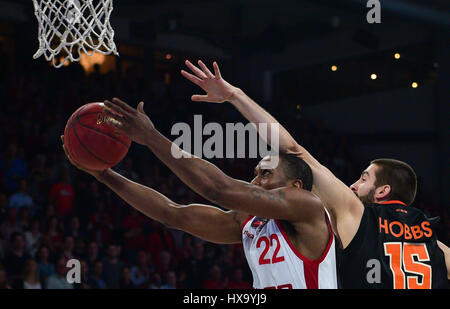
32;0;119;68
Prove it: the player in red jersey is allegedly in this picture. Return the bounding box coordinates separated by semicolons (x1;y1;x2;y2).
60;96;337;288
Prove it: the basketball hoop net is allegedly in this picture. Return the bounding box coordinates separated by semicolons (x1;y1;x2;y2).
32;0;119;68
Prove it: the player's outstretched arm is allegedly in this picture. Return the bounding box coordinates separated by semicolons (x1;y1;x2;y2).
102;99;324;223
181;60;363;246
60;136;243;244
181;60;298;154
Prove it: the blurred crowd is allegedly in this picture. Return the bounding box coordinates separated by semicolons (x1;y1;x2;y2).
0;51;448;289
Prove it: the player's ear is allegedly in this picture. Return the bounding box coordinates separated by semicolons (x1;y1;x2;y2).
292;179;303;189
375;184;391;200
137;101;146;114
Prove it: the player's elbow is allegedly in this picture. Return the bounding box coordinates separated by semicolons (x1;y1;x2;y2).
143;199;179;229
163;202;186;230
284;142;305;156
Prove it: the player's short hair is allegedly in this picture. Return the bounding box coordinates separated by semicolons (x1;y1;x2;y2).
279;153;313;191
371;158;417;206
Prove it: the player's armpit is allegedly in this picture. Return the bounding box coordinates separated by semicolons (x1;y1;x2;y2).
307;162;364;248
170;204;245;244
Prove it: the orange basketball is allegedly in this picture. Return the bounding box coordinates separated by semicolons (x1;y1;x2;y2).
64;102;131;171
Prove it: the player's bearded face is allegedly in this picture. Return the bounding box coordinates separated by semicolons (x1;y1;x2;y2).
350;164;379;203
357;187;376;204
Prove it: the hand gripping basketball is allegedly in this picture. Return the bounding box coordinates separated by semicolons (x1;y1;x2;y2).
102;98;155;146
63;102;131;171
61;135;106;179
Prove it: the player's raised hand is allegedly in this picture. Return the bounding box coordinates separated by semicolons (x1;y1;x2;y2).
102;98;155;146
181;60;238;103
60;135;107;178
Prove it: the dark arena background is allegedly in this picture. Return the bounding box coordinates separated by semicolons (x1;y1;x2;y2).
0;0;448;294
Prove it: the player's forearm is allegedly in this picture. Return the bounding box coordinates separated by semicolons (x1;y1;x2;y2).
95;169;177;226
228;88;300;153
145;128;233;205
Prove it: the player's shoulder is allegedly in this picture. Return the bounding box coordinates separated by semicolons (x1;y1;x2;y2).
284;188;332;226
286;187;324;209
364;201;431;221
288;186;321;199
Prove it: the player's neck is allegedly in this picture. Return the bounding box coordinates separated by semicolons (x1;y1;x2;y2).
376;199;407;206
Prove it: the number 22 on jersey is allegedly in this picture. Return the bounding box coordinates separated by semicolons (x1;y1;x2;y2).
256;234;293;289
256;234;285;265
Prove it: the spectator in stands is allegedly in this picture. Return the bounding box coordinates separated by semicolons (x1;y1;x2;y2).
18;207;31;231
80;260;90;289
48;167;75;217
60;235;75;262
0;243;4;264
27;155;49;210
161;270;177;289
202;264;226;289
118;266;133;289
45;258;73;289
66;216;84;239
8;179;33;211
0;208;22;251
0;265;11;289
73;260;90;289
87;199;113;244
102;243;123;288
0;144;27;194
218;246;236;277
130;250;152;288
73;238;86;260
182;241;209;288
19;259;42;289
119;266;135;289
38;205;56;229
175;232;193;265
24;219;41;257
147;221;176;267
86;241;100;269
0;192;7;223
3;232;31;279
226;267;252;289
44;216;63;252
36;244;55;282
88;260;106;289
155;250;173;277
122;209;147;259
148;272;162;289
175;269;187;289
